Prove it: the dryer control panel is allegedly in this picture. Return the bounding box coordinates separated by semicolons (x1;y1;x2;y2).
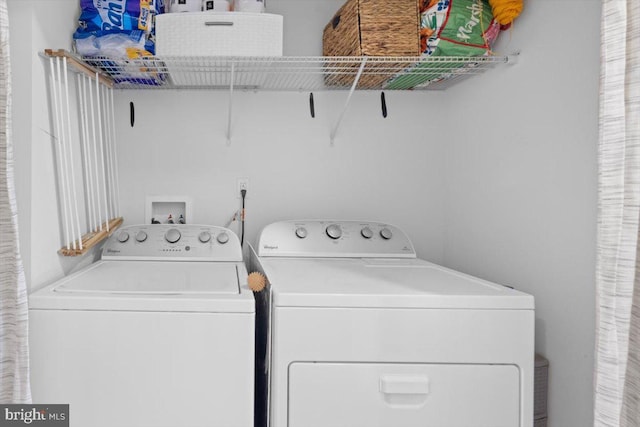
256;220;416;258
102;225;242;261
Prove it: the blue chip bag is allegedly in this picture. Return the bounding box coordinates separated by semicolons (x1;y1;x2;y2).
74;0;167;85
77;0;151;33
74;0;166;56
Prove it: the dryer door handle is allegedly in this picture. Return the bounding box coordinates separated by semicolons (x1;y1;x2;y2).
379;375;430;395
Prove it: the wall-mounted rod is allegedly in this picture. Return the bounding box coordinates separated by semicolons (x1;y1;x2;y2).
101;85;116;221
94;72;110;232
63;57;84;250
77;74;93;232
226;62;235;145
87;72;101;232
330;57;367;145
110;89;121;217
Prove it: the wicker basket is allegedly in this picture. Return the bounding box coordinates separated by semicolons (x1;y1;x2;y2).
322;0;420;88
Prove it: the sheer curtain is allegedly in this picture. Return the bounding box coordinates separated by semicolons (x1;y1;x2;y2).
594;1;640;426
0;0;31;403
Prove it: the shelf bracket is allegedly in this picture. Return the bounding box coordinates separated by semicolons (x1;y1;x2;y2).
226;62;235;145
506;50;521;65
330;57;367;146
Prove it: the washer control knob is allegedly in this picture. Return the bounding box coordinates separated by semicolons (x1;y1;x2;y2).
217;232;230;244
326;224;342;240
164;228;181;244
117;231;130;243
361;227;373;239
380;227;393;240
295;227;308;239
135;231;148;243
198;231;212;243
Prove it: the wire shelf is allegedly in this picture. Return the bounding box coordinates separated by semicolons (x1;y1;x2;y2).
42;49;512;146
80;55;509;91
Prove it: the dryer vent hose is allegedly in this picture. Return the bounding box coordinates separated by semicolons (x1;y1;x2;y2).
248;272;267;292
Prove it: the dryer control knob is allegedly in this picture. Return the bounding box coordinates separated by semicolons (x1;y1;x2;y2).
380;227;393;240
295;227;308;239
361;227;373;239
198;231;212;243
135;231;148;243
165;228;181;244
326;224;342;240
117;231;130;243
217;232;230;244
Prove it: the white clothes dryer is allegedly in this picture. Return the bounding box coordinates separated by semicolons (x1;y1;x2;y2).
250;220;535;427
29;225;254;427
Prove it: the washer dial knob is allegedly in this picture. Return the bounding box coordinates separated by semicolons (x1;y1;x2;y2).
164;228;181;244
117;231;130;243
380;227;393;240
135;231;148;242
326;224;342;240
217;232;230;244
198;231;212;243
361;227;373;239
295;227;308;239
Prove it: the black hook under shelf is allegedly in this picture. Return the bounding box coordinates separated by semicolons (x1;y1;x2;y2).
381;92;387;118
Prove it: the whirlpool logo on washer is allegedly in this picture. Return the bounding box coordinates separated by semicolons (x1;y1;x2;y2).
263;245;278;250
0;405;68;426
106;248;121;254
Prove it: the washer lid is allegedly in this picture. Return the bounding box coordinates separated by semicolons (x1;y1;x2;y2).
261;258;534;310
29;261;254;313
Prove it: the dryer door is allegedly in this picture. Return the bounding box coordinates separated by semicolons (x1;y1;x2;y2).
288;362;520;427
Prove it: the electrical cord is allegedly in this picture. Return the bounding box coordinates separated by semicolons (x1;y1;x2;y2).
240;188;247;247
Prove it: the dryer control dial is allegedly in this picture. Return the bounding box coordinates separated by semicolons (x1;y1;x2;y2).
326;224;342;240
380;227;393;240
361;227;373;239
217;232;230;244
164;228;181;244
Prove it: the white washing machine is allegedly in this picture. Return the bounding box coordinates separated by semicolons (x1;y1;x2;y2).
249;220;535;427
29;224;254;427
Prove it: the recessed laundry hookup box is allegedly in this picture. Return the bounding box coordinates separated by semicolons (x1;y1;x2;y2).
155;12;284;87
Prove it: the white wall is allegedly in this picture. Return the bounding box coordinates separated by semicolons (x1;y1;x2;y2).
442;1;600;426
8;1;599;426
115;89;448;262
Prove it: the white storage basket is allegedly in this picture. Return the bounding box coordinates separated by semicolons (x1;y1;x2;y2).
155;12;283;87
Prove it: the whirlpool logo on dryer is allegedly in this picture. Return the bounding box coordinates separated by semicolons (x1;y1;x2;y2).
1;405;68;426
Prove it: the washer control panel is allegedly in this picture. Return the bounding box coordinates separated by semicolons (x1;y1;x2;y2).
256;220;416;258
102;224;242;261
